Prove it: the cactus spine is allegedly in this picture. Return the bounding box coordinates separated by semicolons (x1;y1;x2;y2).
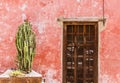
16;20;36;73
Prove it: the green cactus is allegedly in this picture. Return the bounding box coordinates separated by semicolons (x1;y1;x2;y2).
15;20;36;73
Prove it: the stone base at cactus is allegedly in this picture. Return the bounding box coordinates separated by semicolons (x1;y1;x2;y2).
0;69;42;77
0;69;42;83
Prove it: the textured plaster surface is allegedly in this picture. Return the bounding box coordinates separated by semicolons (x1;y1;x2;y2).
0;0;120;83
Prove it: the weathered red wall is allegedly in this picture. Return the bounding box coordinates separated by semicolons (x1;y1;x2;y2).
0;0;120;83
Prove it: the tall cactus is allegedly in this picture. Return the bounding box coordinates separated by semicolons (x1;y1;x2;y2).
15;20;36;73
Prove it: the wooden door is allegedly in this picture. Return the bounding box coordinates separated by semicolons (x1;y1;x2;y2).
63;22;98;83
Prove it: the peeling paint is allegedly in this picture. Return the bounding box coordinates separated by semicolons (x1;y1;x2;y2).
0;37;2;42
76;0;81;2
100;74;117;83
35;22;45;33
92;0;98;7
6;4;10;11
0;3;2;6
5;56;11;61
21;13;27;20
45;69;60;83
20;3;27;11
9;36;13;42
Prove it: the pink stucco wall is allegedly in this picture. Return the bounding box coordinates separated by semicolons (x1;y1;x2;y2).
0;0;120;83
